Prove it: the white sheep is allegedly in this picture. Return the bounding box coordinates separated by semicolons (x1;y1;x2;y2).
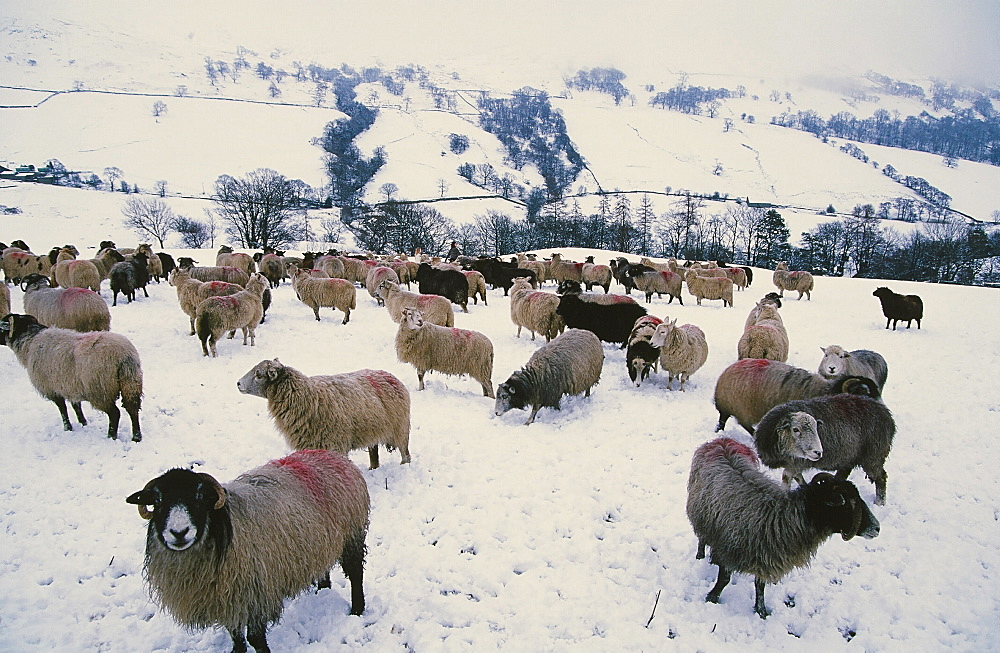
237;358;411;469
21;273;111;332
365;266;399;305
737;301;788;362
817;345;888;390
50;258;102;292
169;267;244;336
649;318;709;390
686;274;734;307
510;277;564;342
195;274;267;357
376;280;454;327
291;267;357;323
126;449;370;653
395;307;495;397
0;313;143;441
772;261;814;300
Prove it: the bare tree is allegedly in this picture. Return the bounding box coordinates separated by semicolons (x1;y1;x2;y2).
212;168;308;249
121;196;175;248
154;180;168;197
152;101;167;119
437;178;449;198
104;166;123;192
379;182;399;202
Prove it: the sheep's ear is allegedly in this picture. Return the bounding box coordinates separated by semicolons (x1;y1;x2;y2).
820;346;827;354
127;479;159;519
777;417;791;432
843;351;852;358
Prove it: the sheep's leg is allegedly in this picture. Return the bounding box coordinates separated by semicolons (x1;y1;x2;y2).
227;329;236;339
312;305;321;321
753;579;770;619
71;401;87;426
246;622;269;653
696;540;706;559
417;370;426;391
342;528;367;615
342;308;350;325
188;317;196;336
706;565;731;603
368;445;380;470
51;397;74;431
316;571;332;590
104;404;121;439
524;406;540;425
714;412;730;432
863;465;888;506
482;381;495;399
124;400;142;443
228;628;249;653
142;286;149;298
247;327;255;347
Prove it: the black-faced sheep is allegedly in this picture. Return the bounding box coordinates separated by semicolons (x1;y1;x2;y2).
494;328;604;425
686;274;734;307
126;449;369;653
21;273;111;332
772;262;813;300
237;359;411;469
195;274;267;357
254;252;285;288
742;292;782;331
713;358;880;434
169;268;244;336
687;437;879;619
648;318;709;390
818;345;888;390
291;268;356;324
625;315;663;386
0;313;142;441
873;286;922;330
109;253;151;306
395;307;495;397
377;280;455;327
511;277;565;342
416;262;469;312
754;393;896;504
555;293;648;346
737;301;788;362
135;244;163;282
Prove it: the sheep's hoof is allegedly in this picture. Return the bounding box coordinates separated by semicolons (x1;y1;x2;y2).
132;433;142;443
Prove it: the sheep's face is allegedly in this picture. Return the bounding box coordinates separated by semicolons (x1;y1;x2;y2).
806;473;880;541
776;411;823;461
818;346;848;378
402;308;425;330
127;469;227;552
494;381;525;415
237;358;284;397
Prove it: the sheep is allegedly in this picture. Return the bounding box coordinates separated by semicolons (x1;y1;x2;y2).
169;267;244;336
156;252;175;279
687;437;879;619
254;252;285;288
494;328;604;425
176;258;252;287
818;345;889;390
0;313;143;441
737;301;788;362
395;307;495;397
510;277;565;342
109;253;151;306
555;293;648;346
624;314;664;387
713;358;881;434
376;280;454;327
742;292;782;331
610;257;654;295
339;256;373;285
754;393;896;504
632;269;684;304
91;247;126;280
648;318;709;390
463;269;488;306
135;244;164;282
721;266;748;290
470;257;537;295
20;273;111;332
686;274;734;307
290;267;356;324
365;266;399;305
772;262;814;300
50;258;102;292
195;274;267;357
516;253;547;286
581;257;613;293
873;286;923;330
556;279;639;306
548;252;584;284
0;278;8;316
317;254;347;280
3;248;42;285
126;449;369;653
416;263;469;312
216;245;255;276
237;358;411;469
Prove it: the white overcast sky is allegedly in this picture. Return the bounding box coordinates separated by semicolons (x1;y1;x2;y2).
6;1;1000;86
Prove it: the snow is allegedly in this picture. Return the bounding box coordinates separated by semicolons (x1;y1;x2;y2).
2;212;1000;650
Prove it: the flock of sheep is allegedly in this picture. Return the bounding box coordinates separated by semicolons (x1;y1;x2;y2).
0;238;925;650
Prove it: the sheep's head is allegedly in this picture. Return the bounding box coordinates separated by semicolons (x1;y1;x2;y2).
237;358;285;398
556;280;582;295
401;308;425;330
830;376;881;400
649;319;677;349
776;411;823;461
626;339;659;387
0;313;42;347
19;273;53;292
805;473;880;541
818;345;848;378
127;469;228;552
494;377;527;415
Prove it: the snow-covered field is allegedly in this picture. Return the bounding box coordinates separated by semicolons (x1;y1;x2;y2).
2;222;999;650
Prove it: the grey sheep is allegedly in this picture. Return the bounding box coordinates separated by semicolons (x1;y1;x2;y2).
177;259;252;287
339;256;374;285
737;301;788;362
395;307;495;397
168;267;244;336
548;252;584;284
195;274;267;357
126;449;370;653
215;245;256;276
772;262;814;300
494;328;604;425
0;313;142;441
818;345;889;390
256;252;285;288
463;269;489;306
365;266;399;305
109;252;150;306
649;318;709;390
50;258;102;292
714;358;881;434
633;270;684;304
510;277;564;342
516;253;547;286
687;437;879;619
686;274;734;307
237;358;411;469
21;273;111;332
754;393;896;505
291;267;356;323
377;280;454;327
581;259;613;293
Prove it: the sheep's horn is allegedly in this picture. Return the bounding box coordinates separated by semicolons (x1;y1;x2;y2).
135;478;158;519
198;473;227;510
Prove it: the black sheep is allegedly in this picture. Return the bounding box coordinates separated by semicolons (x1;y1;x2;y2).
873;286;923;330
416;263;469;312
109;253;150;306
555;293;648;346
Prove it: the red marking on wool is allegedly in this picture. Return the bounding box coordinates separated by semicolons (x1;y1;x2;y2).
212;296;239;309
451;327;473;343
417;295;437;307
207;281;228;291
60;287;94;304
362;369;401;398
733;358;772;372
790;271;807;279
269;451;333;509
701;437;760;466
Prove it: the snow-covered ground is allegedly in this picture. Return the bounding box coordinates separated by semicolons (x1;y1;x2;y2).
2;218;1000;650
